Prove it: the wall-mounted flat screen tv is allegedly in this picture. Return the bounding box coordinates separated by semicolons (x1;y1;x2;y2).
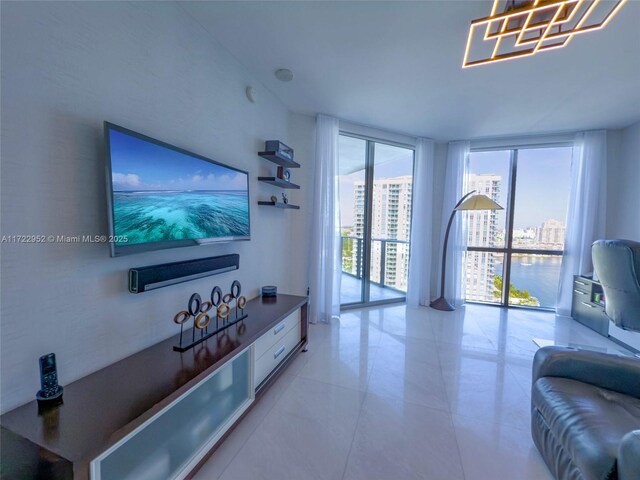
105;122;250;257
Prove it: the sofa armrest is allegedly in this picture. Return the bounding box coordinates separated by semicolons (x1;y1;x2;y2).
532;346;640;398
618;430;640;480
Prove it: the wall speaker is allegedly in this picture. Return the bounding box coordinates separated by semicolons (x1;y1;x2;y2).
129;254;239;293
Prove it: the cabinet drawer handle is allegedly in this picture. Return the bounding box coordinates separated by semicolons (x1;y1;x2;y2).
573;289;587;295
581;301;596;308
274;322;286;335
274;346;286;359
575;280;588;286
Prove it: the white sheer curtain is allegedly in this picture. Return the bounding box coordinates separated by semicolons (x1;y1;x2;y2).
407;138;435;307
557;131;607;316
309;114;341;324
437;141;470;308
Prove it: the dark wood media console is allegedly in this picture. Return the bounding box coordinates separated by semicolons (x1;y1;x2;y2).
1;294;309;480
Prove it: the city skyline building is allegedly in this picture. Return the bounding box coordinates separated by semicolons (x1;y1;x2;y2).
536;218;566;248
465;173;502;302
352;176;412;291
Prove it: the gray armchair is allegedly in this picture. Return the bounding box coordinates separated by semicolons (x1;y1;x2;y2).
592;239;640;331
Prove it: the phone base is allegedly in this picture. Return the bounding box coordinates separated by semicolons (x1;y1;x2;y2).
36;386;64;407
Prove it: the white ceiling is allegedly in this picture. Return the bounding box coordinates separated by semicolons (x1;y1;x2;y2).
182;1;640;141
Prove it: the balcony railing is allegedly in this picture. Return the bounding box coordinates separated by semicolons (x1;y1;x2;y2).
341;235;410;294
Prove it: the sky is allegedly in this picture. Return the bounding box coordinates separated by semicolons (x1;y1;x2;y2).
108;129;248;192
338;136;573;230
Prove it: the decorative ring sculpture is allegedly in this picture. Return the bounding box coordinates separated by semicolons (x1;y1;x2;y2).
194;312;210;330
217;304;230;319
210;286;222;306
230;280;241;299
173;310;191;325
188;293;202;316
237;296;247;309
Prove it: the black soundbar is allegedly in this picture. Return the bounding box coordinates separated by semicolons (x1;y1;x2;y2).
129;254;239;293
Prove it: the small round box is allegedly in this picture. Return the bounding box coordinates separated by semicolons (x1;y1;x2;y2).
261;285;277;297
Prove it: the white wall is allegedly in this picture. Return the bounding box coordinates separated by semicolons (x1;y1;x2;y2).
604;122;640;350
0;2;312;412
607;121;640;240
285;113;316;294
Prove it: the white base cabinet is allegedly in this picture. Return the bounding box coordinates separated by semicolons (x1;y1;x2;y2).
91;348;254;480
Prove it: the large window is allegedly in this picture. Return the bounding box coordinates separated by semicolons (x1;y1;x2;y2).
338;134;415;306
465;146;572;309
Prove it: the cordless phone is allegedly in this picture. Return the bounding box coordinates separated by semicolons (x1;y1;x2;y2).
39;353;59;397
36;353;63;405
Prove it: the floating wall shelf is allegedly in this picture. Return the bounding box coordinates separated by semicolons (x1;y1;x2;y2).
258;201;300;210
258;151;300;169
258;177;300;189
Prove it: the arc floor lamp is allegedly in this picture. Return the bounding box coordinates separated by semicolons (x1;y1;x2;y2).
430;190;503;311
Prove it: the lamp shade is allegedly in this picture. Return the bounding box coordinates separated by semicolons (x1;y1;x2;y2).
454;194;503;211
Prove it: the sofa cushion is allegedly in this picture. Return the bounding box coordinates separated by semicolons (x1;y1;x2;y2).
533;377;640;480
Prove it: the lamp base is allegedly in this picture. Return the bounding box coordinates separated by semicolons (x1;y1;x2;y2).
430;296;455;311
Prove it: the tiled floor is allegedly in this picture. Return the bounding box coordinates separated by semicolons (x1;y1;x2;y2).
194;303;632;480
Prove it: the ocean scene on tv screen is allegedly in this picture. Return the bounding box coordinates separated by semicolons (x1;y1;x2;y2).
109;129;249;246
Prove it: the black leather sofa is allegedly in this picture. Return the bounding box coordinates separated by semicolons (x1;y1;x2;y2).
531;346;640;480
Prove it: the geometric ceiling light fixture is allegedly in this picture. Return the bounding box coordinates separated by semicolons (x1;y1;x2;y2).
462;0;628;68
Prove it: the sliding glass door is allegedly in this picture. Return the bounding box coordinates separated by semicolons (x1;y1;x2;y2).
339;134;414;307
339;135;367;304
465;145;572;309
